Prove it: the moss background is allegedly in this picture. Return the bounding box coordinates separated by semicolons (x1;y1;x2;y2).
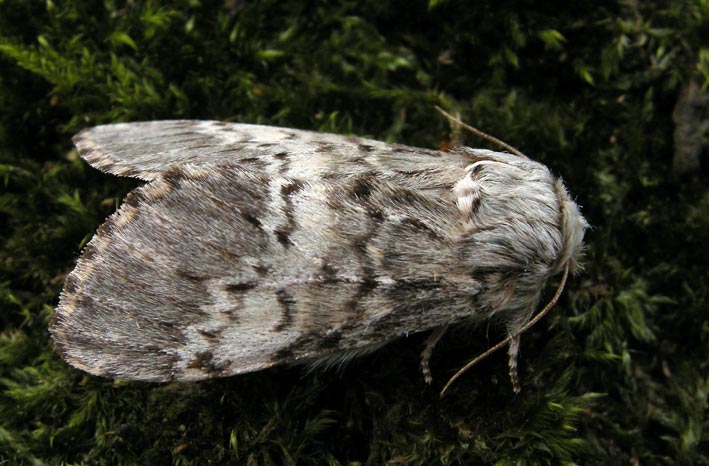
1;0;708;464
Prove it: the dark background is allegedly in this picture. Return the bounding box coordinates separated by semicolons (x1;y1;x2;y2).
1;0;707;464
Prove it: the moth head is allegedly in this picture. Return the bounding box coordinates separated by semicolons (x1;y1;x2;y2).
553;178;588;274
436;107;589;395
453;148;587;275
441;149;588;396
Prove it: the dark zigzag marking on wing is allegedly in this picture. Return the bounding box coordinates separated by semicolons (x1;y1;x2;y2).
344;176;389;317
275;288;297;332
273;179;304;248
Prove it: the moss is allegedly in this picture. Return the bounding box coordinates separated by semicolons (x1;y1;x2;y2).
1;0;707;464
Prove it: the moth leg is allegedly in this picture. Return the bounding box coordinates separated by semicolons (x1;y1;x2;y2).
420;325;449;384
507;335;522;394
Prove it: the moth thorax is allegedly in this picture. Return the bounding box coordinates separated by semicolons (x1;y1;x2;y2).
452;166;482;223
452;160;517;227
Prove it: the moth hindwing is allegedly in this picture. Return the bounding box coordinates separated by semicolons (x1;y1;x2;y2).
51;120;587;390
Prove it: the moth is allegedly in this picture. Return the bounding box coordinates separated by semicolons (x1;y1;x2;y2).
50;114;587;394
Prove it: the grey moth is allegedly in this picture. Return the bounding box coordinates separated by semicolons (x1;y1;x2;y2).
50;119;587;393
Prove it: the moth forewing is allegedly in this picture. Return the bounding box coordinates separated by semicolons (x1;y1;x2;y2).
51;121;587;391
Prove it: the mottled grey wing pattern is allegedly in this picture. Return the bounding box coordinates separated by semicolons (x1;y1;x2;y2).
72;120;473;185
56;122;485;381
52;161;481;381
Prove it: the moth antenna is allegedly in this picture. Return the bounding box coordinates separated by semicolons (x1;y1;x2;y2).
435;106;528;159
439;262;570;397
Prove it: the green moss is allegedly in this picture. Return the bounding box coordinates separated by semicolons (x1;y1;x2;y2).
1;0;707;464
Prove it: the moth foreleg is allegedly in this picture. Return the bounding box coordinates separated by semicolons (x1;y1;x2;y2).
420;325;449;384
507;335;522;394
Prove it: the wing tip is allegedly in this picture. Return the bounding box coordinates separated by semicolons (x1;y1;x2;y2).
72;125;156;180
